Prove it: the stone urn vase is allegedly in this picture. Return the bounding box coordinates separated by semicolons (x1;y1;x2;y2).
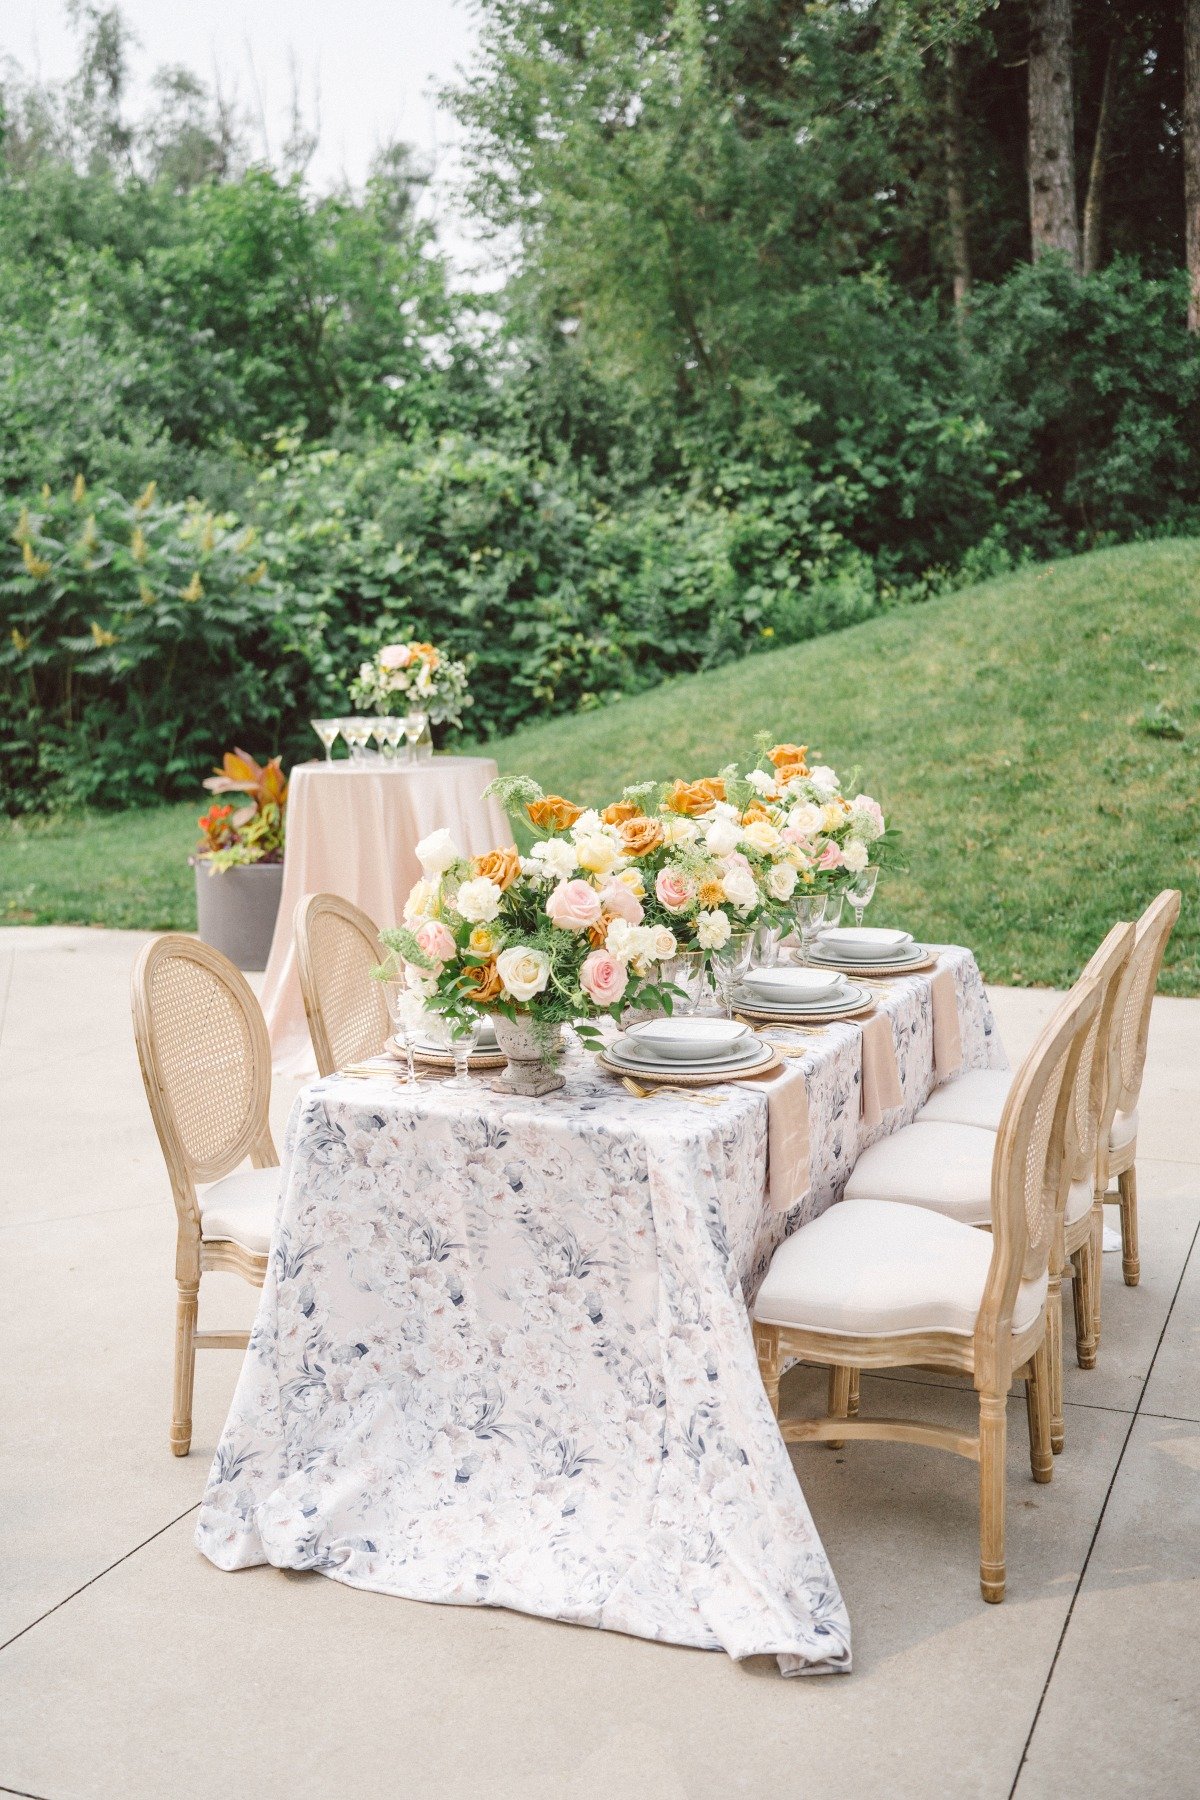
491;1015;566;1097
193;859;284;972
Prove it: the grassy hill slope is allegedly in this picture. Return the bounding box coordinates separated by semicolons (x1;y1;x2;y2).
3;540;1197;991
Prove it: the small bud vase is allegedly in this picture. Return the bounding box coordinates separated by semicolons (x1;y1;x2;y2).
492;1015;567;1096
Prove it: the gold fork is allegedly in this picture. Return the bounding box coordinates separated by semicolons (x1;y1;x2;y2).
621;1076;724;1105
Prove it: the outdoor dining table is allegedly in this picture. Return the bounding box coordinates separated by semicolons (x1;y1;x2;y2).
197;947;1005;1675
258;755;511;1077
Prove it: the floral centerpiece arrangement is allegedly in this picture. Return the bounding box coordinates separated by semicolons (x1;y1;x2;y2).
743;740;891;893
194;748;288;872
348;639;472;727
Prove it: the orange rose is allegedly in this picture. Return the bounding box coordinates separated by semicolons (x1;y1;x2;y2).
601;800;640;826
587;917;609;949
463;959;503;1004
741;804;770;825
619;815;665;857
472;845;521;891
411;641;440;668
768;743;809;776
526;794;584;831
664;777;726;817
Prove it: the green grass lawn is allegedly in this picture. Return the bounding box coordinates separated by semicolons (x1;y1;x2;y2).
3;538;1197;991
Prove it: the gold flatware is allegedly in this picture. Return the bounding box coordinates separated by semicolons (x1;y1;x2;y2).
620;1076;724;1105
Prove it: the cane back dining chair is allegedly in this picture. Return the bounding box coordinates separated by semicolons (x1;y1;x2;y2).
131;934;279;1456
294;892;390;1078
752;971;1100;1604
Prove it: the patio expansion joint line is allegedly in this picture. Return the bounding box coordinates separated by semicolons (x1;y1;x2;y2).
1008;1214;1200;1800
0;1782;56;1799
0;1502;200;1658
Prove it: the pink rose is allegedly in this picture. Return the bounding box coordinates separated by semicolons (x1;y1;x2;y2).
415;919;455;971
817;842;844;871
545;878;603;932
655;867;695;914
580;949;628;1008
378;642;413;670
599;878;643;924
725;850;752;873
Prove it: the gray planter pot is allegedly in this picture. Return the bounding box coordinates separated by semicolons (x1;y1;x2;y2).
491;1016;566;1096
193;860;284;972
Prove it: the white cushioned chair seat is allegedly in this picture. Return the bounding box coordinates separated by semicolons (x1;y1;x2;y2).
198;1166;279;1254
753;1198;1048;1339
1065;1176;1094;1228
844;1121;998;1224
917;1068;1012;1130
1109;1107;1138;1152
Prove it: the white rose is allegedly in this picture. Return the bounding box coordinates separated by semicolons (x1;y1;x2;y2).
745;768;776;795
416;828;461;877
710;800;740;821
704;817;741;857
403;877;436;922
530;837;577;879
842;839;869;874
696;908;731;950
571;809;603;837
575;832;619;875
742;819;782;854
787;802;824;837
404;966;438;998
455;876;503;923
720;863;759;911
767;862;798;901
614;866;646;900
649;925;677;960
496;945;551;1002
809;764;840;800
661;816;699;846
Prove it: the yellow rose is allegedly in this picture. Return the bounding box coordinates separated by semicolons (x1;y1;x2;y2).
821;802;845;833
403;878;436;922
743;820;782;854
469;925;495;956
576;832;619;875
614;867;646;899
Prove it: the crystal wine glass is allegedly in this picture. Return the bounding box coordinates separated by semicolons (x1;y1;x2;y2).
822;890;845;932
310;718;340;762
663;949;708;1016
848;865;879;930
345;718;373;764
711;930;754;1020
425;1013;482;1087
403;710;429;763
792;892;828;962
369;718;389;760
384;981;426;1084
753;917;784;969
381;716;405;762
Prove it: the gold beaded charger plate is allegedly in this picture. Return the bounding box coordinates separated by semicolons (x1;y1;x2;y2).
804;946;939;978
386;1036;508;1071
598;1038;782;1086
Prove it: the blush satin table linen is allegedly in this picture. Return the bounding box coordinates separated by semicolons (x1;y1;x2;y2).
258;757;511;1077
198;948;1004;1676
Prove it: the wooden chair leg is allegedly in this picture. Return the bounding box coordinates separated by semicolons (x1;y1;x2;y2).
1047;1270;1065;1455
1090;1199;1105;1354
754;1324;782;1419
827;1366;851;1449
171;1279;199;1456
978;1392;1007;1603
1118;1165;1140;1287
1072;1237;1097;1371
1024;1340;1053;1484
847;1369;861;1417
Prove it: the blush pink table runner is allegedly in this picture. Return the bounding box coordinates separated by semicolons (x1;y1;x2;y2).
259;757;511;1077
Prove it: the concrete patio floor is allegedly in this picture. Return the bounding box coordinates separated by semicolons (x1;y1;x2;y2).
1;925;1196;1800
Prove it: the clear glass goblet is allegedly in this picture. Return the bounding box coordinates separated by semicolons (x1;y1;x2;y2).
711;930;754;1020
384;981;426;1084
822;890;845;932
369;718;389;759
348;718;375;764
793;892;828;962
662;950;708;1016
311;718;339;762
848;865;880;930
425;1013;481;1087
753;917;784;969
381;716;405;761
403;710;429;763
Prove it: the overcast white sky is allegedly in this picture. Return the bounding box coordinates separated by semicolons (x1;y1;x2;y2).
1;0;496;276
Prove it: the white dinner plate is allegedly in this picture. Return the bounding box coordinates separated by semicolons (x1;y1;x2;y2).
742;967;846;1003
626;1016;749;1061
818;927;913;960
607;1034;771;1077
807;942;927;970
733;980;869;1015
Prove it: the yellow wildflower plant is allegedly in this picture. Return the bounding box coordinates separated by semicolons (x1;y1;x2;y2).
90;621;117;647
21;540;52;579
11;626;29;652
72;473;87;504
181;571;203;602
200;516;216;554
12;506;32;545
131;526;148;562
138;581;156;606
245;560;268;586
133;480;157;513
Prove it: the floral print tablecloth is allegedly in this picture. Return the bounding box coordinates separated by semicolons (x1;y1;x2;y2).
197;948;1003;1675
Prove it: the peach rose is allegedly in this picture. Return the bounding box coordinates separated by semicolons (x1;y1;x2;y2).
463;959;503;1004
601;801;640;826
378;642;413;670
618;815;664;858
741;804;770;825
415;919;456;970
545;879;603;932
580;949;628;1008
655;867;696;914
472;845;521;891
817;842;845;871
410;641;439;667
598;877;643;924
526;794;584;831
768;742;809;774
664;778;726;817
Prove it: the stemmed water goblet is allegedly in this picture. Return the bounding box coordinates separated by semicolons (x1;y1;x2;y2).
310;718;340;762
381;716;405;762
369;717;390;761
384;980;428;1084
847;866;879;930
710;930;754;1020
753;916;784;969
403;710;429;763
792;892;828;963
425;1012;482;1087
344;718;373;764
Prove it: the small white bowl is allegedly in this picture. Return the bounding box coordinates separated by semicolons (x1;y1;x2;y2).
743;967;846;1003
626;1017;749;1062
819;927;912;960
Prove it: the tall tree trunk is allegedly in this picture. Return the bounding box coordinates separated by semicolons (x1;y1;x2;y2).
1186;0;1200;330
1082;36;1120;277
1028;0;1080;270
945;42;972;305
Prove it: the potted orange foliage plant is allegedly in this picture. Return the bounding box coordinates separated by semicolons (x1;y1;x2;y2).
192;749;288;970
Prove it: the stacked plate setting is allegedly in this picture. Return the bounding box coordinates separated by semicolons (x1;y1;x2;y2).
734;964;869;1018
806;927;928;971
606;1016;775;1077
